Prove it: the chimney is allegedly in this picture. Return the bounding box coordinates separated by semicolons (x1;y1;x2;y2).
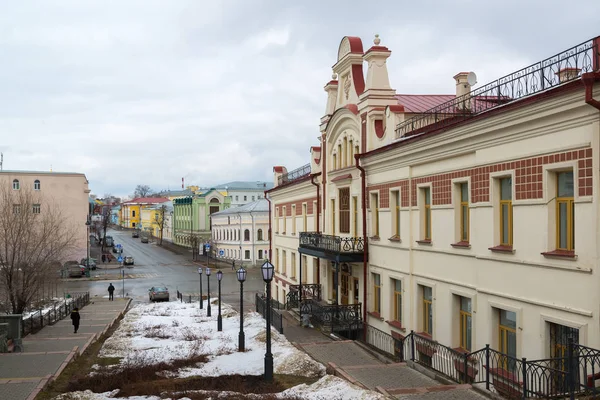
556;67;581;83
454;72;474;111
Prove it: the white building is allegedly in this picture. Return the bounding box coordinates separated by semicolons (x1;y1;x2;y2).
199;181;273;207
211;199;270;266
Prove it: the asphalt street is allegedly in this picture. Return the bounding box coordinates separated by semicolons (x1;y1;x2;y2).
63;229;266;311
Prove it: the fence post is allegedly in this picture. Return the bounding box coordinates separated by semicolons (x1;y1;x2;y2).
567;337;575;400
522;357;527;399
485;344;490;390
410;331;416;362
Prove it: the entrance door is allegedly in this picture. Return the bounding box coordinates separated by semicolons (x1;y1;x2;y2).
341;273;349;305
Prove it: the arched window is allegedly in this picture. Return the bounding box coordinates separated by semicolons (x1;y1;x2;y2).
244;229;250;241
12;179;19;190
34;180;41;190
257;229;263;241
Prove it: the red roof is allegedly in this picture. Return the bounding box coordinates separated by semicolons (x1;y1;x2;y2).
123;197;170;205
395;94;455;113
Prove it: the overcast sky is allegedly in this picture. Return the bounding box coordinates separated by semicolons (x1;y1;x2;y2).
1;1;598;198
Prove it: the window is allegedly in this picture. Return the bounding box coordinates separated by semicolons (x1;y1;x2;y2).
244;229;250;241
235;196;239;201
258;249;263;259
275;208;279;233
292;205;296;234
422;188;431;240
339;188;350;233
371;193;379;237
392;190;400;238
343;137;348;167
372;273;381;314
12;179;19;190
301;255;307;283
32;204;41;214
352;196;358;237
337;144;342;168
556;171;574;251
282;251;287;275
499;310;517;370
392;279;402;323
499;177;513;246
257;229;263;241
422;286;433;335
459;297;472;351
275;249;279;272
245;250;250;259
331;199;336;234
332;154;337;170
13;204;21;214
243;196;247;201
132;210;136;217
34;180;41;190
302;204;307;231
283;206;287;233
549;323;579;370
459;183;469;242
291;253;296;279
355;145;359;158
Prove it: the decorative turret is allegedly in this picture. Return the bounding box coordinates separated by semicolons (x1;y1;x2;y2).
324;73;338;116
363;34;393;92
332;36;365;108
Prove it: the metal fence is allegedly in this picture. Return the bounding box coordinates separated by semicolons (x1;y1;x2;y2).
255;293;283;334
21;292;90;337
277;163;311;186
359;326;600;399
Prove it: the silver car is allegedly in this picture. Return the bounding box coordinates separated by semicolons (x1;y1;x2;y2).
149;286;169;302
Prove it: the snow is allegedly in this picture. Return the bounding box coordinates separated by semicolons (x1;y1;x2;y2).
52;300;385;400
21;297;75;319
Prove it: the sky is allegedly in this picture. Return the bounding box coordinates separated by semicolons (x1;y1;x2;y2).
1;1;599;199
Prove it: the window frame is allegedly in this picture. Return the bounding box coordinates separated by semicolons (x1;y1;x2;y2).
459;297;472;351
391;189;401;238
34;180;41;190
331;198;336;235
556;170;575;251
499;177;513;247
422;285;433;335
12;179;20;190
32;204;41;214
370;192;379;238
392;278;402;323
373;273;381;314
459;182;469;242
302;203;307;232
419;186;432;241
352;196;358;237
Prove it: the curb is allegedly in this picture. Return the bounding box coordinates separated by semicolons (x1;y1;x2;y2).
25;374;52;400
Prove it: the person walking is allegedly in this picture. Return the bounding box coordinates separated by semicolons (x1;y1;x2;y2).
108;283;115;300
102;254;106;264
71;307;80;333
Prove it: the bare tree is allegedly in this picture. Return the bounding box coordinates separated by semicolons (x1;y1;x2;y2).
154;205;167;246
133;185;152;198
0;185;77;314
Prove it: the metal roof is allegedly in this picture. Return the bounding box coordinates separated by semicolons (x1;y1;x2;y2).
212;199;269;215
395;94;455;113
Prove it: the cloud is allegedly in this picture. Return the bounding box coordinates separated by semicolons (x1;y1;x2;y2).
0;0;599;197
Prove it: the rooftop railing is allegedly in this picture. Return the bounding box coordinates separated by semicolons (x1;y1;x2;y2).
277;163;311;186
396;36;600;138
299;232;364;254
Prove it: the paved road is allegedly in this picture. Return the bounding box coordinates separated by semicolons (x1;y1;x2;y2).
64;229;266;311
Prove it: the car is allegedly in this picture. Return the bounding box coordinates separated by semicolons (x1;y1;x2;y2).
105;236;114;247
132;231;139;238
141;237;149;243
64;261;85;277
149;286;169;302
80;258;97;270
112;245;123;254
123;256;134;266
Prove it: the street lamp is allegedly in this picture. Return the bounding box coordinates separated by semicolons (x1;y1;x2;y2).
261;260;275;381
197;267;203;309
217;270;223;331
85;217;91;277
236;266;247;352
206;267;212;317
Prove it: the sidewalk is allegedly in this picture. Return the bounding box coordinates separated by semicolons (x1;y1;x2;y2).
0;297;130;400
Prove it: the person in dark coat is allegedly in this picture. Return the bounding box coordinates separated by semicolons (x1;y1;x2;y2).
71;308;80;333
102;254;106;264
108;283;115;300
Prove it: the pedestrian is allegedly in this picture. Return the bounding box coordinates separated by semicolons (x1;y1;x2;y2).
232;260;235;271
108;283;115;301
71;307;80;333
102;254;106;264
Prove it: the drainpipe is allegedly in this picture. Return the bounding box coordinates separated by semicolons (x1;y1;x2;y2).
582;72;600;111
265;191;272;261
310;173;322;284
354;153;368;341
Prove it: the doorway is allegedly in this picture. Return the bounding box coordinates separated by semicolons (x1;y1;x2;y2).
341;273;349;305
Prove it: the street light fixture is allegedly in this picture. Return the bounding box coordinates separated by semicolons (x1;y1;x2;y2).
261;260;275;382
236;266;247;352
206;267;212;317
217;270;223;331
197;267;203;309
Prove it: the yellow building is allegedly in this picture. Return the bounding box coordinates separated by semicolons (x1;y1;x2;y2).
120;197;169;229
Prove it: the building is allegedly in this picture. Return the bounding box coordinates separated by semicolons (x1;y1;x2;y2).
172;189;231;247
110;205;120;225
197;181;273;207
211;199;269;266
120;197;169;229
140;201;174;242
155;188;195;201
0;170;90;261
268;33;600;369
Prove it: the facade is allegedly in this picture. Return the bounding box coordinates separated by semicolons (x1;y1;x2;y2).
268;33;600;367
0;170;90;260
172;189;231;247
197;181;273;207
141;201;174;241
120;197;169;229
211;199;270;266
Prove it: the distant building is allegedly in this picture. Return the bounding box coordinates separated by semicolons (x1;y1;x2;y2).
141;201;174;241
155;189;195;201
211;199;269;266
197;181;273;207
120;197;170;229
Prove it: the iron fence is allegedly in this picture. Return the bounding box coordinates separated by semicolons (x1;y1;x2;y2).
255;293;283;334
299;232;364;254
21;292;90;337
396;37;600;138
277;163;311;186
289;284;322;302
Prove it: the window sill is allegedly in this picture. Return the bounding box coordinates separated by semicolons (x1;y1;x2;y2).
386;320;406;332
452;347;470;355
451;241;471;249
416;239;432;246
367;311;384;321
370;236;381;241
488;245;515;254
541;250;577;260
416;331;433;340
388;236;401;243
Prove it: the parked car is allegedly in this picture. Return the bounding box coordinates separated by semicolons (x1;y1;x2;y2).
132;231;139;238
123;256;134;266
80;257;97;270
64;261;85;277
105;236;114;247
141;237;149;243
149;286;169;302
112;245;123;254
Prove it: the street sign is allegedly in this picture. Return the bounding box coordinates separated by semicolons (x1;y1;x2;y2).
205;244;211;250
118;256;123;263
219;249;224;257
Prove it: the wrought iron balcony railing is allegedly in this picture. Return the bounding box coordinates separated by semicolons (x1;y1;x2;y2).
277;163;311;186
396;37;600;138
299;232;364;254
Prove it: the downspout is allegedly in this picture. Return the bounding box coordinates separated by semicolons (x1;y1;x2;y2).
582;72;600;111
354;153;368;340
310;173;322;284
265;191;271;260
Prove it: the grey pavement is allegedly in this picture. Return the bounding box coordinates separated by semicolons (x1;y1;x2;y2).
0;297;129;400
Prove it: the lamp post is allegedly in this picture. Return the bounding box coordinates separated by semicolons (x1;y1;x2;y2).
197;267;203;309
206;267;212;317
217;270;223;331
261;260;275;381
237;266;247;352
85;217;91;278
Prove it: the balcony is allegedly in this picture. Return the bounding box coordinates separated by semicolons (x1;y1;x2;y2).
298;232;365;262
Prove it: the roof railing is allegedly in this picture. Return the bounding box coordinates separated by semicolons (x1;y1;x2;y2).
395;36;600;138
277;163;311;186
